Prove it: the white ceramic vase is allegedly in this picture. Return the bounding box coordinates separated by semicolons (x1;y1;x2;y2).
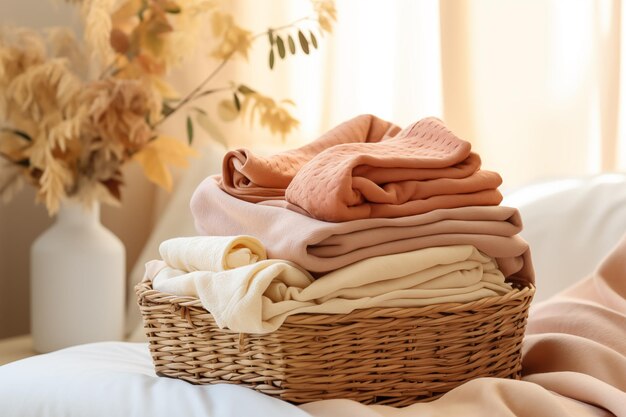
30;201;125;353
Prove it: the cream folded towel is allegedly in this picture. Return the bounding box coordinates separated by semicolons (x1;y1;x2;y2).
148;238;512;333
158;235;266;272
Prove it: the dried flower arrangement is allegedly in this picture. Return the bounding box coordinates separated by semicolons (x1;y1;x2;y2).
0;0;336;214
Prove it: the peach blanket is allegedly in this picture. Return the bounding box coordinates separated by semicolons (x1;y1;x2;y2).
301;234;626;417
191;176;534;286
221;115;502;221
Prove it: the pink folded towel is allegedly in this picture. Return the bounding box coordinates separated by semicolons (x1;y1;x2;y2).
191;176;534;286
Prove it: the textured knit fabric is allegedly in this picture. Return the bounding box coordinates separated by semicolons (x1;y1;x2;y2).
220;114;400;202
285;117;502;221
220;115;502;221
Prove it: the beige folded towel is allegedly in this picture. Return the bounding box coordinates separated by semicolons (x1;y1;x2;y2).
158;235;266;272
147;238;512;333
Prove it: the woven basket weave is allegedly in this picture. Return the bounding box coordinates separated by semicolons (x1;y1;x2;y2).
136;280;534;406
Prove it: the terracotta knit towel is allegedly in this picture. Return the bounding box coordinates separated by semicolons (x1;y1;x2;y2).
286;117;503;221
191;176;534;285
220;114;400;202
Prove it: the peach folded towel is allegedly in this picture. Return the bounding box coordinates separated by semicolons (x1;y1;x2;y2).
191;176;534;286
220;115;502;221
220;114;400;202
148;240;512;334
285;117;502;221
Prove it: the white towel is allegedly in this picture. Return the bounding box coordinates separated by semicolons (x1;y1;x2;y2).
148;238;512;333
158;235;266;272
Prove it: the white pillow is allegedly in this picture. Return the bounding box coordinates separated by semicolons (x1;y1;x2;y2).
0;342;308;417
503;173;626;302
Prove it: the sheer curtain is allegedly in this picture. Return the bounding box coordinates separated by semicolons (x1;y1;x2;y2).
318;0;624;189
189;0;624;186
441;0;623;189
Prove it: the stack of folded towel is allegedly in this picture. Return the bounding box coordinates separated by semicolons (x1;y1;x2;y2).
222;116;503;221
146;115;534;333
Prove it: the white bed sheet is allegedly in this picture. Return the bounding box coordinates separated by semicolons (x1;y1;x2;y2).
503;173;626;302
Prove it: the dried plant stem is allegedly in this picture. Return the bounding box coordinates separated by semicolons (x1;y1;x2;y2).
153;15;317;127
261;17;314;38
153;55;233;127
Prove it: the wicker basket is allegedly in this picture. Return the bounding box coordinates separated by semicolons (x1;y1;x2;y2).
136;280;534;406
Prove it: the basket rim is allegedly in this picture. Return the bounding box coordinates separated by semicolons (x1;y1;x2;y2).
136;278;535;324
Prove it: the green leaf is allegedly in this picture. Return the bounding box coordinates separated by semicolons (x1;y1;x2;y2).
195;88;221;98
196;112;227;147
233;93;241;112
269;49;275;69
310;31;318;49
267;30;274;46
162;102;175;117
276;36;286;58
237;84;255;95
186;116;194;145
287;35;296;54
298;30;309;54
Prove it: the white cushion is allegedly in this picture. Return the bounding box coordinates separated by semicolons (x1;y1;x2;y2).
0;342;308;417
503;173;626;302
